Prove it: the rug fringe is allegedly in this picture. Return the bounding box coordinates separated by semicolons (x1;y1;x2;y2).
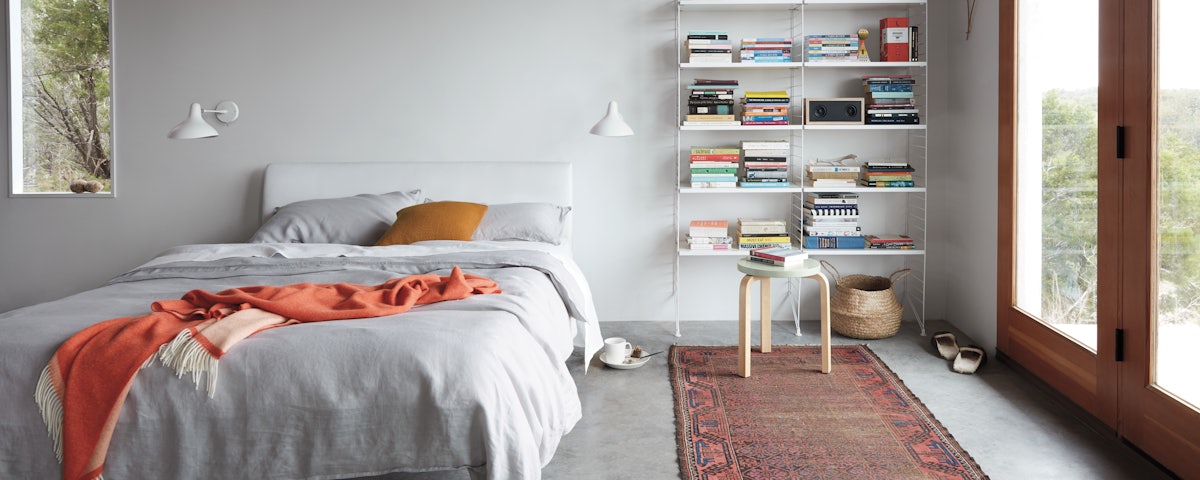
158;329;219;398
33;364;64;462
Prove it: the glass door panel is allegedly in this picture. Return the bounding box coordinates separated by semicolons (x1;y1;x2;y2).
1014;0;1100;350
1154;0;1200;408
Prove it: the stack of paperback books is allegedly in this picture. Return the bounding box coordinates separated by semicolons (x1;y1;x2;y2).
806;34;859;62
748;246;809;268
689;146;740;188
860;161;915;187
740;140;790;188
805;163;860;188
740;37;792;63
686;30;732;63
741;91;790;126
863;75;918;124
864;233;915;249
687;219;732;250
801;192;865;249
736;218;790;250
685;78;740;126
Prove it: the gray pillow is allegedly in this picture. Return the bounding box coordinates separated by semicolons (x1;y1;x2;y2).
471;202;571;244
249;190;424;245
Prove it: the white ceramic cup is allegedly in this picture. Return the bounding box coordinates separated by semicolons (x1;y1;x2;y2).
604;337;633;362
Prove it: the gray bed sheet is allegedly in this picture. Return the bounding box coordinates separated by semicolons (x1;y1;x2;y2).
0;243;592;480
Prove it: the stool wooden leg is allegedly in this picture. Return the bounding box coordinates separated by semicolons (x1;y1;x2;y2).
814;272;832;374
738;275;754;377
760;277;771;353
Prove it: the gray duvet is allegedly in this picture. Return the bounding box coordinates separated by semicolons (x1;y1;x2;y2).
0;243;592;480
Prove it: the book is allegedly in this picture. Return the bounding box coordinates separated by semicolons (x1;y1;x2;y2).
879;17;910;62
687;235;733;245
689;220;729;237
806;165;861;173
689;243;732;250
691;167;739;174
689;181;738;188
803;192;859;204
803;228;863;237
804;235;866;249
691;147;741;155
864;233;914;245
690;154;740;161
802;204;859;216
738;225;787;235
749;247;809;267
805;178;857;188
683;121;742;126
740;140;790;150
860;180;916;187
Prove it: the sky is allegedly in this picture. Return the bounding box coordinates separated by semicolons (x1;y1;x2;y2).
1023;0;1195;91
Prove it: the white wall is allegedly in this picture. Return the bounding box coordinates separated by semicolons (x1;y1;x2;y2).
0;1;999;348
932;0;1000;351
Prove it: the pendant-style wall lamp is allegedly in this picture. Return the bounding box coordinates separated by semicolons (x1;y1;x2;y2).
589;100;633;137
167;101;240;139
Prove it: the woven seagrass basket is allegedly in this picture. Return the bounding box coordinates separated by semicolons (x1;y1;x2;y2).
820;260;911;339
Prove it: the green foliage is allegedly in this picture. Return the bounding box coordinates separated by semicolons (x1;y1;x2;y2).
1038;88;1200;327
1039;88;1099;325
19;0;111;192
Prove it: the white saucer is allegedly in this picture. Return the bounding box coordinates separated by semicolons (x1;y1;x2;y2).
601;352;651;369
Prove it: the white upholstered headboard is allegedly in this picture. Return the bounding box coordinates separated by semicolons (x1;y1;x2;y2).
260;161;573;222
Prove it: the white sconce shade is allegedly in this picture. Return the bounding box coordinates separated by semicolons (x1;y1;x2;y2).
168;101;240;139
589;100;633;137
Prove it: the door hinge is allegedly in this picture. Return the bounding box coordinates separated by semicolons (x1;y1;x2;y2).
1115;328;1125;362
1116;125;1126;159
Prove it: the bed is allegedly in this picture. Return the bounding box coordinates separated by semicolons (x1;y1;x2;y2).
0;161;601;480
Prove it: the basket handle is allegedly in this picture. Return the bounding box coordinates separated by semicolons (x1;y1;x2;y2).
890;268;913;284
819;260;841;282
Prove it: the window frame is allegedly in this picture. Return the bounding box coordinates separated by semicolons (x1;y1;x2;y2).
6;0;116;198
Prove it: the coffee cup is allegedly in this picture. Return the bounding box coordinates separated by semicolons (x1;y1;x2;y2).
604;337;632;362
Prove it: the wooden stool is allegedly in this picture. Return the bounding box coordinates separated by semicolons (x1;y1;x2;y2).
737;258;832;377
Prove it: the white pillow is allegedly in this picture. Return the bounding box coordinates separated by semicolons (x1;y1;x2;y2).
471;202;571;245
249;190;424;245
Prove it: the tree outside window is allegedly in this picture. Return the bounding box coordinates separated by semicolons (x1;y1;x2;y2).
8;0;111;195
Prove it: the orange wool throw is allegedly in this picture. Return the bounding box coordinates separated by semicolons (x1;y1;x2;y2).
34;266;499;480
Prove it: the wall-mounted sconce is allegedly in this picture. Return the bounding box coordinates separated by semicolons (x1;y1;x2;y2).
167;101;240;139
589;100;633;137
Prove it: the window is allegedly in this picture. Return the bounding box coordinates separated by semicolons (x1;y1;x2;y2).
7;0;112;196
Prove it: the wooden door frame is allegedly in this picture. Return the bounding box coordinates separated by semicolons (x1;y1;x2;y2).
996;0;1118;428
1117;1;1200;477
999;0;1200;476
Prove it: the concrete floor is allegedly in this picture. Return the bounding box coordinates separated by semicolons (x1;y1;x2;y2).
389;320;1175;480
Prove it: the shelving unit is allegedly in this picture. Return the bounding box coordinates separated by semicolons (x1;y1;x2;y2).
674;0;928;337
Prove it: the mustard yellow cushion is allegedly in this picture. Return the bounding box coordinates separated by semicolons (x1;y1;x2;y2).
374;201;489;246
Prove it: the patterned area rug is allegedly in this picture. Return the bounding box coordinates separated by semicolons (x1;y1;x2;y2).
670;344;988;479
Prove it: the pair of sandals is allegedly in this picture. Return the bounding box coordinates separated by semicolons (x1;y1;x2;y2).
930;331;987;374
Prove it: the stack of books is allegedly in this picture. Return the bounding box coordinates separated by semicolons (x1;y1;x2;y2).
748;246;809;268
741;91;790;126
685;78;740;126
806;34;859;62
687;219;732;250
736;218;790;250
864;233;915;249
801;192;865;249
686;30;732;63
740;140;790;188
863;75;918;124
860;161;915;187
740;37;792;63
805;163;860;188
689;146;740;188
